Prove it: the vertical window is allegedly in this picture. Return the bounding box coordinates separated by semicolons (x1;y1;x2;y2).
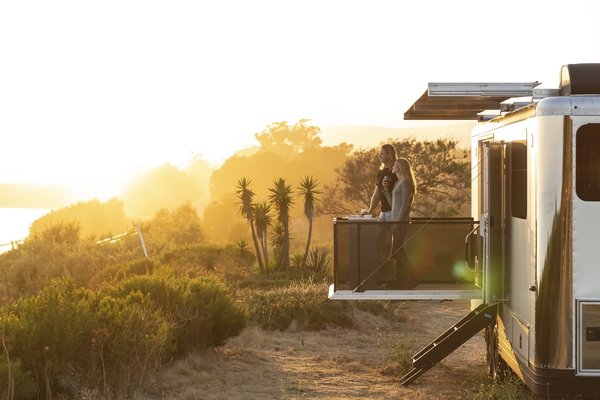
510;141;527;219
576;123;600;201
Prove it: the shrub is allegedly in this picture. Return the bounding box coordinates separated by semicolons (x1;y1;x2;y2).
109;274;246;355
0;356;37;400
159;244;224;270
177;277;246;351
459;373;534;399
242;279;352;330
3;280;95;397
92;292;174;398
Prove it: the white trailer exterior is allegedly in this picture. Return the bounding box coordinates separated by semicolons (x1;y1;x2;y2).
329;64;600;398
470;88;600;396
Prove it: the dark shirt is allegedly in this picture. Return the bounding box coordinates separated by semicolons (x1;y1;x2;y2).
377;167;398;212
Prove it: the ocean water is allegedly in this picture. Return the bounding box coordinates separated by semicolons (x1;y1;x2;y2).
0;208;48;252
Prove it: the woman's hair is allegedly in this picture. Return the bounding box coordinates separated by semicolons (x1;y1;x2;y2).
395;158;417;196
379;144;398;169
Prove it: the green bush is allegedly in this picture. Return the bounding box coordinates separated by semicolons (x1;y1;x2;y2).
243;279;352;330
459;373;534;399
0;356;37;400
177;276;246;351
109;274;246;355
4;280;95;397
159;243;224;270
92;292;174;397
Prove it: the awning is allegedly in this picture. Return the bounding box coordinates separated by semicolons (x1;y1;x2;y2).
404;82;542;120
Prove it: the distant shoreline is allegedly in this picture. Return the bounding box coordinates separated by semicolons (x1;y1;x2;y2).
0;207;49;251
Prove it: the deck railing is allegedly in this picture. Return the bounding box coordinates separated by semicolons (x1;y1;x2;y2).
331;216;481;298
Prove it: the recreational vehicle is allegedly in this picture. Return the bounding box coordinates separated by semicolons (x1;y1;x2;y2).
328;64;600;398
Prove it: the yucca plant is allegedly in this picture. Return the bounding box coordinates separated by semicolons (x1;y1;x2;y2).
268;178;294;269
235;178;265;273
297;176;321;269
305;248;330;273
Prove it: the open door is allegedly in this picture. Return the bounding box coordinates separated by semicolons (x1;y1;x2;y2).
481;141;505;304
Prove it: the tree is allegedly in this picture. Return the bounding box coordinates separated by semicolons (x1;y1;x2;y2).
235;178;265;273
268;178;294;269
320;137;470;217
144;202;204;247
29;198;130;240
317;148;378;215
254;119;322;155
297;176;321;269
121;163;203;220
253;201;273;269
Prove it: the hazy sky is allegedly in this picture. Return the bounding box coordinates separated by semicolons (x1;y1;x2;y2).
1;0;599;198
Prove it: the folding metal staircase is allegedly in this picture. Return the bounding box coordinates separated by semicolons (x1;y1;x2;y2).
400;303;498;385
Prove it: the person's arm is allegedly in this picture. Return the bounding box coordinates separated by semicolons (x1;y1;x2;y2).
362;185;380;215
391;181;412;221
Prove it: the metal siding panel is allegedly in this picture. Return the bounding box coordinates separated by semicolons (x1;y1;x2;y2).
534;116;573;369
573;118;600;299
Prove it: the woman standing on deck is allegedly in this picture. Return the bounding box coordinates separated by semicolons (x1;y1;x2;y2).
389;158;417;289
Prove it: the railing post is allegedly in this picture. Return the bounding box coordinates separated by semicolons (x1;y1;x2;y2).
136;223;148;259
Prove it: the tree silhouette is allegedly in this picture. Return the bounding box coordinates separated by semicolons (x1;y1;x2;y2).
253;201;273;269
235;178;264;273
297;176;321;269
268;178;294;269
320;137;470;217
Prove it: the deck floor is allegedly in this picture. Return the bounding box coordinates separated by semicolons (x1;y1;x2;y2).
328;283;482;300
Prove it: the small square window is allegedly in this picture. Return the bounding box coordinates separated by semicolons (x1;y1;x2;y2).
510;141;527;219
576;124;600;201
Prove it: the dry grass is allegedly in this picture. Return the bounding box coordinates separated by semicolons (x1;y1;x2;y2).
134;300;508;400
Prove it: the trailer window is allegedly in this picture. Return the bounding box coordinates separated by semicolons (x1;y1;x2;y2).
576;124;600;201
510;141;527;219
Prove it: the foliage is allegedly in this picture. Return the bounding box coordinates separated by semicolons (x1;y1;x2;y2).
28;220;81;245
297;175;321;268
235;178;265;273
304;247;330;274
458;373;534;400
108;274;246;354
0;356;37;400
204;119;352;244
3;281;96;397
268;178;294;269
160;243;224;270
121;163;206;220
321;137;470;217
29;198;130;241
253;200;273;269
320;148;377;215
254;119;323;155
241;278;352;331
391;339;415;375
91;291;174;397
143;202;205;251
0;272;246;399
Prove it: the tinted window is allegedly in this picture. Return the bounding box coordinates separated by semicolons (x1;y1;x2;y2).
576;124;600;201
510;141;527;219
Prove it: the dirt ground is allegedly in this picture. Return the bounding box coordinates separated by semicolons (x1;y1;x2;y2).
143;300;500;399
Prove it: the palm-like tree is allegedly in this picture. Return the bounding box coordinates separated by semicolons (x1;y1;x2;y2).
269;222;285;270
268;178;294;269
298;175;321;269
253;201;272;269
235;177;265;273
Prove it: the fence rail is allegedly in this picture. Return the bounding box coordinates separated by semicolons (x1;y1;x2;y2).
0;240;24;252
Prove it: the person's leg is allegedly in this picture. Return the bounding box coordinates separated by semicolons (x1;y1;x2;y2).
391;223;417;289
375;212;394;286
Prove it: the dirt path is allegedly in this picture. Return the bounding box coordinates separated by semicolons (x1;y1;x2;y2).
145;300;492;399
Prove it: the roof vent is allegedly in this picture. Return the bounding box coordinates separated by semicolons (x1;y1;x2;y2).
559;63;600;95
